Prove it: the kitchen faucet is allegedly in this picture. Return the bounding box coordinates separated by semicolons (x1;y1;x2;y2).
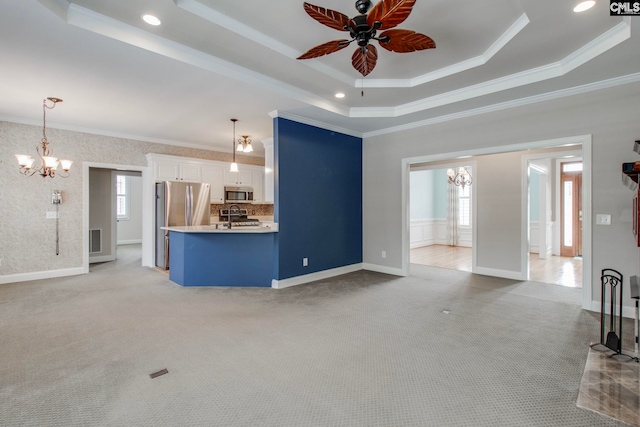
228;204;241;228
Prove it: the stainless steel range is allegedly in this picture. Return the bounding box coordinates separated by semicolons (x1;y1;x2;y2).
219;208;260;226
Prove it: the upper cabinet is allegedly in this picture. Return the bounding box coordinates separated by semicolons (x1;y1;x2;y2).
224;170;252;186
154;159;202;183
147;153;266;204
202;166;225;203
252;171;264;204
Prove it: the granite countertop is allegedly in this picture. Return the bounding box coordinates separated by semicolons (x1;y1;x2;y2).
162;223;278;234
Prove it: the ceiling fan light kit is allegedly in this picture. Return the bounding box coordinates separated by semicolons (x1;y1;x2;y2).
297;0;435;77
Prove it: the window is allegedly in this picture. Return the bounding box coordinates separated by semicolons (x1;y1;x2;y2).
116;175;130;220
458;184;471;227
562;162;583;173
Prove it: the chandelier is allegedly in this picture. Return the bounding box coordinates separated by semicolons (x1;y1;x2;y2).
447;167;472;189
236;135;253;153
15;97;72;178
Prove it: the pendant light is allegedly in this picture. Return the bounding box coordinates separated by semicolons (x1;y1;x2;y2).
230;119;239;172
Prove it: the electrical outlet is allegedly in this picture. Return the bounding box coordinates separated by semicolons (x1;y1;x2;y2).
46;211;58;219
381;251;386;258
303;257;308;267
596;214;611;225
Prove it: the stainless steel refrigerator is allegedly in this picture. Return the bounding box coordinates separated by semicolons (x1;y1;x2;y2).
155;181;211;270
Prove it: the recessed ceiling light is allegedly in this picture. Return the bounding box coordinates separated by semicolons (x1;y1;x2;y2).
335;92;346;99
142;14;161;26
573;1;595;12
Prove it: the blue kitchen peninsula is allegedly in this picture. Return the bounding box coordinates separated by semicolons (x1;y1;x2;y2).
163;225;277;287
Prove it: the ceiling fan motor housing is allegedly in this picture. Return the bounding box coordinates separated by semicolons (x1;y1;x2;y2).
351;15;374;46
355;0;372;14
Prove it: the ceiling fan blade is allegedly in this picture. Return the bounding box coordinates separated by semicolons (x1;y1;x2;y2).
297;39;351;59
367;0;416;30
303;2;351;31
351;45;378;77
378;29;435;53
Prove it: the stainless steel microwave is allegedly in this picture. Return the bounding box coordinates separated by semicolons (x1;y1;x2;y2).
224;186;254;203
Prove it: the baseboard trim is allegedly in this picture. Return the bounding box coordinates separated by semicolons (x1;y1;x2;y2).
362;263;407;277
117;240;142;245
89;255;116;263
474;266;525;281
590;300;636;319
0;267;85;285
272;263;363;289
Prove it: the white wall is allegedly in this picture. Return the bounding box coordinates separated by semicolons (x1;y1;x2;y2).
363;81;640;312
475;151;523;272
117;174;143;244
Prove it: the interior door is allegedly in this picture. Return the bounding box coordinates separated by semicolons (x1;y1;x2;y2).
560;162;582;257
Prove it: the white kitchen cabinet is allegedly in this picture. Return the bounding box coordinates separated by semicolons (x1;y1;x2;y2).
224;170;252;186
202;166;225;203
147;154;266;205
252;171;264;203
154;159;202;183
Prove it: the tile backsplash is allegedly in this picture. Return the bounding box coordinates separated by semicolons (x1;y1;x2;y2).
210;203;274;217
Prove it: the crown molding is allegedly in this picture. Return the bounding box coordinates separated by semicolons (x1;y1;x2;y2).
33;2;635;121
177;2;530;90
351;18;631;118
0;114;247;154
37;0;70;20
61;4;350;117
360;13;530;88
362;72;640;138
174;0;356;86
270;110;363;138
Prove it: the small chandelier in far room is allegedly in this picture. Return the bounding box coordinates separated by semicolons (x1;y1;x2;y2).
236;135;253;153
230;118;239;172
15;97;72;178
447;167;472;189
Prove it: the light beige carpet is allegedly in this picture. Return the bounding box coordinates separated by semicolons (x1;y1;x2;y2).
0;245;628;426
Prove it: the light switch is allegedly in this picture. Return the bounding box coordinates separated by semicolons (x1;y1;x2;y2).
596;214;611;225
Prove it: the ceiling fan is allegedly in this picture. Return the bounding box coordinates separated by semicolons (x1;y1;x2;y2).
297;0;435;77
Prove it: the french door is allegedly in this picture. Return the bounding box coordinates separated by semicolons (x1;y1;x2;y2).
560;162;582;257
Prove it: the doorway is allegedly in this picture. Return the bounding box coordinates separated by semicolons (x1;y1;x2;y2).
409;164;474;272
401;134;592;310
88;168;143;264
83;162;149;274
560;161;583;258
526;158;582;288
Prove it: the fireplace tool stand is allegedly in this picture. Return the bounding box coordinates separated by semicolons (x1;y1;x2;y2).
591;269;634;362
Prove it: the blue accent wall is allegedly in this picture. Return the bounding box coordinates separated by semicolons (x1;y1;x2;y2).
274;118;363;280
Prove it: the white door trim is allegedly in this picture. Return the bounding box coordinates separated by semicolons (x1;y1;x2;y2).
402;134;592;311
83;162;150;273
